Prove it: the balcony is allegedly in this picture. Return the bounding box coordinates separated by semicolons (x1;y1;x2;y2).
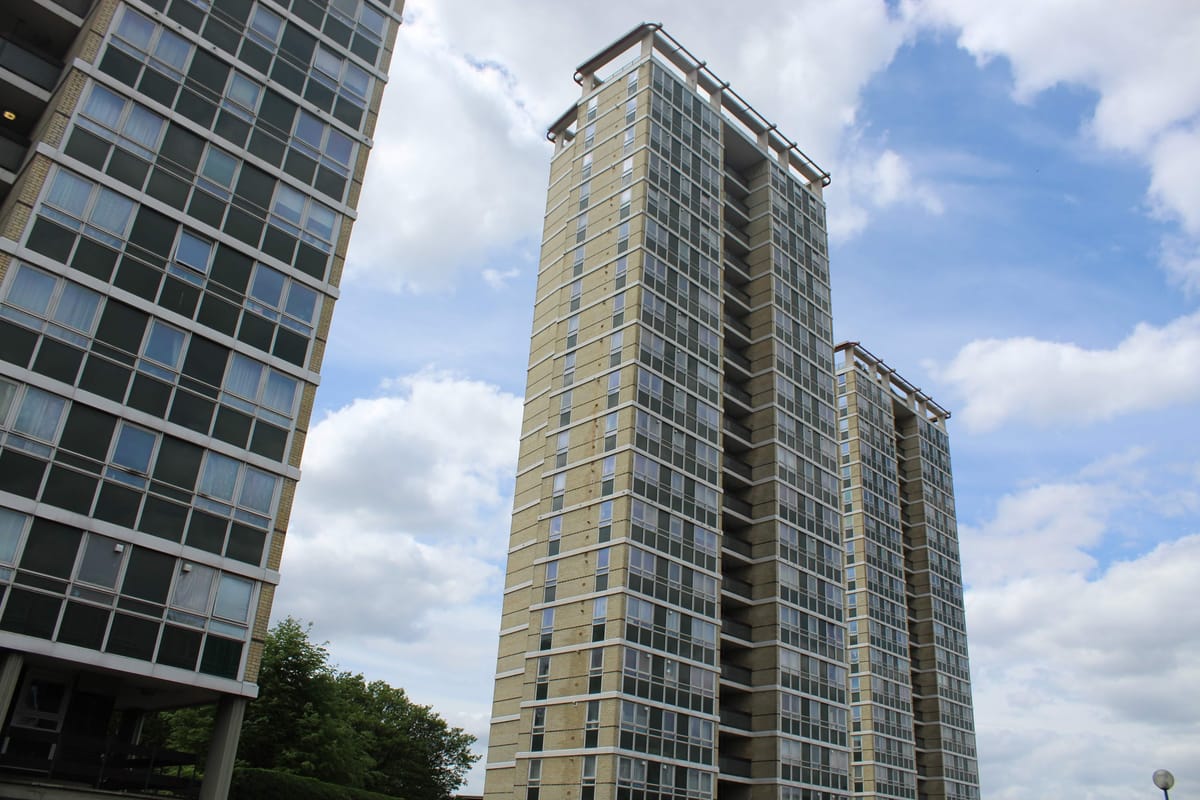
0;35;62;91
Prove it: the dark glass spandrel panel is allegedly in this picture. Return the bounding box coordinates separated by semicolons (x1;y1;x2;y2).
138;496;187;542
212;0;252;24
210;243;254;292
0;588;62;639
71;238;120;282
187;191;226;229
168;391;215;434
222;206;264;247
236;313;274;351
158;276;202;317
126;373;171;417
128;207;178;262
186;511;227;554
260;227;296;264
60;404;117;460
113;258;163;301
99;48;141;86
233;164;275;213
279;23;317;65
121;546;174;603
105;148;150;190
166;0;204;31
146;167;190;209
196;294;240;336
19;519;82;578
65;128;111;170
153;436;203;489
0;451;46;498
105;613;158;660
160;123;206;174
40;467;98;515
0;320;37;368
78;355;131;402
257;90;297;139
199;635;242;679
94;301;148;354
181;336;229;387
32;339;85;384
212;406;252;447
189;48;233;93
272;328;308;367
58;602;110;649
93;481;142;528
157;625;202;670
138;69;180;107
214;112;251;148
225;524;265;566
249;422;287;461
25;217;75;263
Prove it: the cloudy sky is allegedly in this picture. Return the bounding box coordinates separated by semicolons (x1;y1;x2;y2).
272;1;1200;797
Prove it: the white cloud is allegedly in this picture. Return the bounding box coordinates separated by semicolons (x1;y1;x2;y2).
967;535;1200;800
933;310;1200;431
828;147;943;239
294;370;522;534
907;0;1200;284
481;267;520;290
273;371;523;792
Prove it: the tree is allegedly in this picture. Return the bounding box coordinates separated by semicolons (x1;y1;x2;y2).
237;618;370;786
337;674;477;799
153;618;477;799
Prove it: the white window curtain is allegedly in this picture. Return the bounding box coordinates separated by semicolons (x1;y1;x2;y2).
239;467;276;513
8;266;55;315
213;574;252;622
83;84;124;129
262;371;296;415
172;563;215;613
46;170;92;219
225;354;262;400
123;105;164;149
52;283;101;332
13;388;66;442
200;453;239;501
0;508;26;564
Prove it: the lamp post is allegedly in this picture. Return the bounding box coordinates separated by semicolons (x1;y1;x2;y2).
1153;769;1175;800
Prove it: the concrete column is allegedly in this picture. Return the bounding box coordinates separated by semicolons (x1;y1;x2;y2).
198;695;247;800
0;652;25;725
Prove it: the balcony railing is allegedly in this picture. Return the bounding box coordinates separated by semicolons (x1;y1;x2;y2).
0;729;199;798
0;36;62;90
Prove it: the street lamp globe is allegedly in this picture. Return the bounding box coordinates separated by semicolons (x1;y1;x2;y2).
1153;769;1175;798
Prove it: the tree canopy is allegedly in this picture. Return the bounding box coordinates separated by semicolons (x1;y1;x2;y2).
154;618;477;799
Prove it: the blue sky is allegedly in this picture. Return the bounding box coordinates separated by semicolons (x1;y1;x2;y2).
271;2;1200;797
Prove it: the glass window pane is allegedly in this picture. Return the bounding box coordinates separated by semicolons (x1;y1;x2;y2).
305;204;335;241
314;48;341;79
262;372;296;414
123;105;164;148
154;29;191;72
77;534;123;588
330;0;356;17
13;388;66;441
116;8;155;51
8;266;55;314
226;354;262;399
343;64;369;99
172;562;215;612
294;112;324;149
213;574;252;622
249;265;285;307
144;321;185;367
89;188;135;235
326;129;353;167
227;74;261;109
112;424;155;473
200;453;239;501
284;283;317;323
249;5;283;41
52;282;101;332
176;231;213;272
0;508;26;564
84;84;124;128
360;5;385;36
239;468;276;513
47;171;92;217
0;380;15;423
201;148;237;188
272;185;304;224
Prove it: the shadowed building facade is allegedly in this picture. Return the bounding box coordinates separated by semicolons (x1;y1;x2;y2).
484;25;850;800
0;0;400;795
834;343;979;800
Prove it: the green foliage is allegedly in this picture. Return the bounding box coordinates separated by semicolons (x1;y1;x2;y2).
154;618;477;800
229;767;402;800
